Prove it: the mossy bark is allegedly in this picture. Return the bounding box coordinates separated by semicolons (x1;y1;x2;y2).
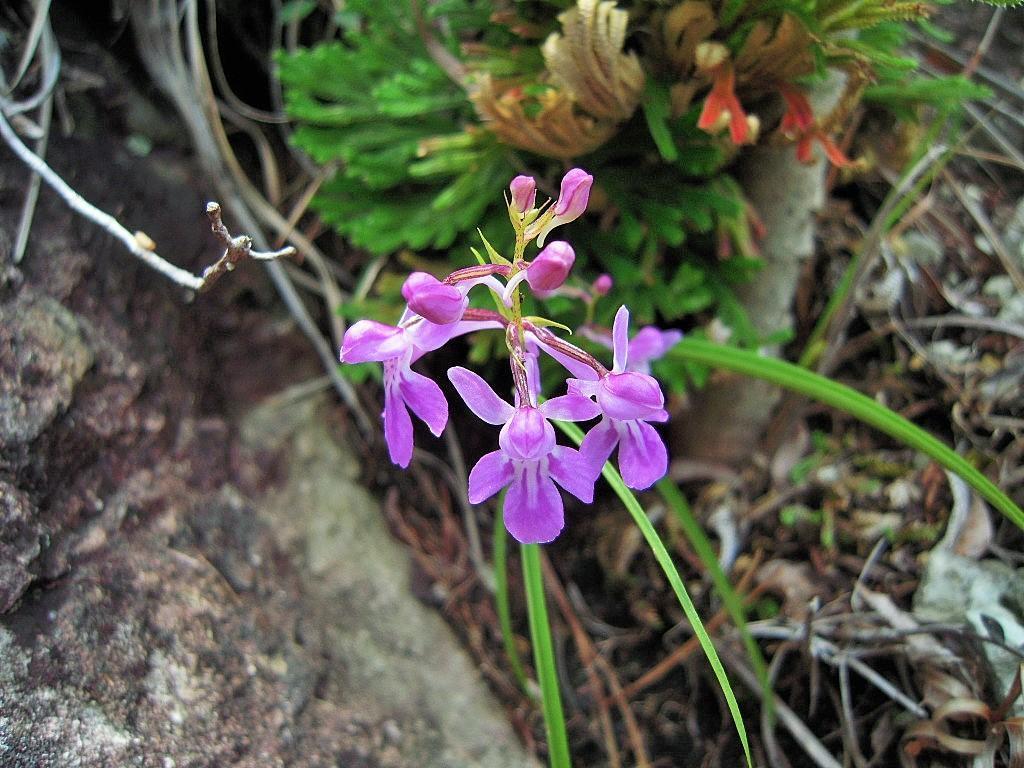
675;73;847;465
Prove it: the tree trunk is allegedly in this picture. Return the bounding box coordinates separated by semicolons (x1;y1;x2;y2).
675;73;847;465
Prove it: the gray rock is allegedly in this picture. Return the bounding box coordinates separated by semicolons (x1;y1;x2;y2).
0;291;94;450
242;394;537;768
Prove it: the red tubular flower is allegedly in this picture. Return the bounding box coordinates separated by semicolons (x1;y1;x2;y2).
779;84;851;168
697;61;749;145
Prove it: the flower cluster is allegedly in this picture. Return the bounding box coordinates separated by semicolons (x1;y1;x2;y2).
340;170;681;544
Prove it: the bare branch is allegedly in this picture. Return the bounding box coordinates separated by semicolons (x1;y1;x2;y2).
199;202;299;292
0;108;296;293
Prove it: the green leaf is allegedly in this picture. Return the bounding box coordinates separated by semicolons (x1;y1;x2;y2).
522;543;571;768
494;501;531;693
656;481;773;721
642;80;679;163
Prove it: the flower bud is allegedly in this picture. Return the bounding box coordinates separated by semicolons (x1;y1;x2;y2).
553;168;593;219
592;274;613;296
509;175;537;214
401;271;467;325
530;168;594;246
526;241;575;292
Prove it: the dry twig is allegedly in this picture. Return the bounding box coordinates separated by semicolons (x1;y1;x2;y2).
1;107;297;291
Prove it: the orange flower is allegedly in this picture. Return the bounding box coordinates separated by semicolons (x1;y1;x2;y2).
697;60;750;145
779;85;850;167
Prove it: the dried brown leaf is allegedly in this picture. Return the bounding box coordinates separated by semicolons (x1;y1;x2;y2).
542;0;645;122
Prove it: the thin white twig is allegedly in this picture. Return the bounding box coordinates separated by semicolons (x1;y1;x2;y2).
1;106;202;290
0;108;296;292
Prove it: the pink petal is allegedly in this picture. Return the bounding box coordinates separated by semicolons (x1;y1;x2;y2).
402;272;467;325
504;464;564;544
618;420;668;490
533;337;600;381
553;168;592;217
628;328;683;370
468;450;513;503
548;446;594;503
499;407;556;461
579;417;619;480
407;319;458;355
447;366;514;425
510;175;537;213
540;394;601;422
399;368;448;436
612;305;630;373
341;320;407;363
596;371;665;421
383;389;414;468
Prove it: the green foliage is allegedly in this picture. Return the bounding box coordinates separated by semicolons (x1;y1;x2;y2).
280;0;990;365
854;21;993;121
521;544;571;768
277;0;513;255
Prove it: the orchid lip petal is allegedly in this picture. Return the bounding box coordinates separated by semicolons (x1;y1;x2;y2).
447;366;514;425
618;420;668;490
503;463;564;544
383;387;414;468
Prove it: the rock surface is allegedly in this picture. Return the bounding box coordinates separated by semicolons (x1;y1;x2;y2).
0;101;533;766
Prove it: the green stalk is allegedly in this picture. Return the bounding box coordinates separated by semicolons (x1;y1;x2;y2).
522;543;572;768
555;421;753;768
655;479;773;721
494;502;531;693
668;338;1024;530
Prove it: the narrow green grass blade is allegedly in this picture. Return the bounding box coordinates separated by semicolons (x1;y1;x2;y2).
668;338;1024;530
655;479;773;720
493;502;531;693
522;543;572;768
555;421;753;768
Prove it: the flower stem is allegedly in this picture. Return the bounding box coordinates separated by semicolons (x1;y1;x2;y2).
494;501;531;694
522;543;572;768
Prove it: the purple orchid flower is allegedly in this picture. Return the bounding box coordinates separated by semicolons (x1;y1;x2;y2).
581;323;683;376
341;319;491;468
567;306;671;490
448;366;600;544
